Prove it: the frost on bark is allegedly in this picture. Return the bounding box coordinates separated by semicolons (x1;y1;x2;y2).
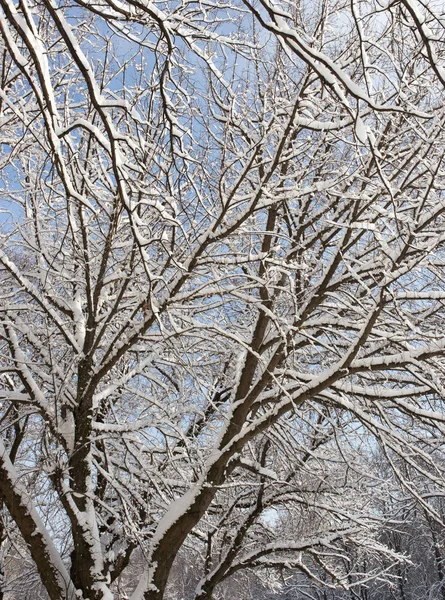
2;0;445;599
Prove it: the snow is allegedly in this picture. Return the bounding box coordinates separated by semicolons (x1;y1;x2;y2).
0;438;77;599
150;484;201;551
238;457;278;480
129;570;157;600
72;292;86;348
0;250;81;353
354;117;368;144
91;582;114;600
3;0;445;598
59;412;75;453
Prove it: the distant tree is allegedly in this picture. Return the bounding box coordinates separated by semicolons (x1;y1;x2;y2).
3;0;445;598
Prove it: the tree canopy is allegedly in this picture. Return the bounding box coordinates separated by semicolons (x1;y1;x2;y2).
2;0;445;598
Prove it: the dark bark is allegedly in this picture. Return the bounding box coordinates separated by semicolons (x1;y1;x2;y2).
0;451;73;600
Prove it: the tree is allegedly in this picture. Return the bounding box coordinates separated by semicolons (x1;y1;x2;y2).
2;0;445;598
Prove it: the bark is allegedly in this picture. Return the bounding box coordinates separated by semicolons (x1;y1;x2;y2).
0;439;76;600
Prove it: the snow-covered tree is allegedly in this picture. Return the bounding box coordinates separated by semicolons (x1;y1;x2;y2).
2;0;445;598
